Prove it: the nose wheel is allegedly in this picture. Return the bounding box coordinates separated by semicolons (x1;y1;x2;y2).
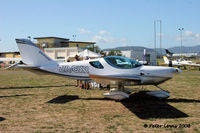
145;85;170;99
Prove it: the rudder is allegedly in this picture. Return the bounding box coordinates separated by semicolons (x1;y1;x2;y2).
16;39;56;66
163;56;169;64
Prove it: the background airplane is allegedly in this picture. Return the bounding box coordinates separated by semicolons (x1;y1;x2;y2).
163;56;182;67
163;56;200;70
165;49;174;57
3;39;182;101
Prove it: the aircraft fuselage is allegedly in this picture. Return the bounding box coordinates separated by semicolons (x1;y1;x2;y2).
39;58;181;86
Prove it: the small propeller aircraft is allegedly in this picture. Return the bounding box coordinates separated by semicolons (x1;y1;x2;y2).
163;56;200;69
1;39;182;101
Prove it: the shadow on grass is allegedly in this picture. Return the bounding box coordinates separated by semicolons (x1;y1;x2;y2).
47;95;79;104
164;98;200;103
121;91;190;119
0;94;34;98
46;95;111;104
47;91;198;119
0;85;74;90
0;117;5;122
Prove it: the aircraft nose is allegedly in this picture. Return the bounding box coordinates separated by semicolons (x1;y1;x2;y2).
172;68;182;74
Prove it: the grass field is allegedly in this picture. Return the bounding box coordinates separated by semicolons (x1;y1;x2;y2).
0;70;200;133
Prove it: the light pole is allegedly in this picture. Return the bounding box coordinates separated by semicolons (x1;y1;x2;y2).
27;36;31;40
154;20;162;65
160;20;162;59
154;20;157;64
178;28;184;57
72;35;76;41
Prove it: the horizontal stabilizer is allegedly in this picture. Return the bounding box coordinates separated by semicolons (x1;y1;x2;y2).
0;58;22;62
15;65;50;75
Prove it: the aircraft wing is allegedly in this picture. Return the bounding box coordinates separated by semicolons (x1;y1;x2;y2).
191;64;200;67
0;58;22;62
89;74;141;85
160;63;182;67
172;63;182;67
182;63;200;67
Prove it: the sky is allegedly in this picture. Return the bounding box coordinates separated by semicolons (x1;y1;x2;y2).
1;0;200;52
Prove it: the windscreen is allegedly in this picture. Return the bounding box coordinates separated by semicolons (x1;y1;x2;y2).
104;56;142;69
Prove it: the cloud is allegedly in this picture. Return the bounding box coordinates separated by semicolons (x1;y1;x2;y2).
78;28;90;34
91;35;135;48
185;30;193;36
91;35;116;43
88;30;136;48
175;30;200;45
184;30;200;44
98;30;109;35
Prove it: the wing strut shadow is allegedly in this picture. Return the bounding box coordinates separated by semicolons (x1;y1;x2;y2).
0;117;5;122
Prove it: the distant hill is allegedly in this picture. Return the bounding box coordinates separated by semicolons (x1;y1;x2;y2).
155;45;200;56
168;45;200;53
103;45;200;55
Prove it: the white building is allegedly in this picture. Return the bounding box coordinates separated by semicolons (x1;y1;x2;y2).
44;47;101;62
44;47;84;62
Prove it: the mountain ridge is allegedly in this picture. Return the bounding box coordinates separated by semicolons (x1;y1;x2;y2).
103;45;200;54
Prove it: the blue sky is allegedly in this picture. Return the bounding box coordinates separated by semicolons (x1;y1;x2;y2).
1;0;200;52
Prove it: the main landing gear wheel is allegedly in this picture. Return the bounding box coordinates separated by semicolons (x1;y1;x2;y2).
103;84;130;101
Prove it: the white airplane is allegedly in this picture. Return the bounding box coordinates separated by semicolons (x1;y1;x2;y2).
163;56;200;68
3;39;182;101
163;56;182;67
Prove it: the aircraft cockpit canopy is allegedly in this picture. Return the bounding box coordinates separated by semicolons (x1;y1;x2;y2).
104;56;142;69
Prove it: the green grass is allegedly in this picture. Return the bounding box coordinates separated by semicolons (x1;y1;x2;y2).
0;70;200;133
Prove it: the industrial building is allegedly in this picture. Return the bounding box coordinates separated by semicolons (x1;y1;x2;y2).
0;51;21;64
34;37;95;49
0;51;20;58
0;37;96;63
44;47;82;61
34;37;96;61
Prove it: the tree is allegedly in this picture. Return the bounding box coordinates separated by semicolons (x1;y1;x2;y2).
107;50;122;56
100;51;107;57
88;45;101;53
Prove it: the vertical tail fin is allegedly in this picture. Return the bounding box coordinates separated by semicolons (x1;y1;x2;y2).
163;56;169;64
16;39;56;66
165;49;173;57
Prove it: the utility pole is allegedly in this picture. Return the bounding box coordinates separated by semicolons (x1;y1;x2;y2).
154;20;157;65
178;28;184;57
160;20;162;60
154;20;162;65
27;36;31;40
72;35;76;41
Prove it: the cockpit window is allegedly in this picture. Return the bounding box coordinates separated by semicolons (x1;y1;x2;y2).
104;56;142;69
89;61;104;69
